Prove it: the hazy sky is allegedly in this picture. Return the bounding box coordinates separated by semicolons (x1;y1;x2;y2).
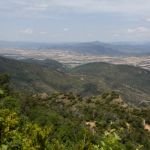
1;0;150;42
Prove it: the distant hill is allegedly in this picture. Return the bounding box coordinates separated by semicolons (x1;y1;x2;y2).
0;56;150;106
21;58;67;71
0;41;150;56
46;41;122;55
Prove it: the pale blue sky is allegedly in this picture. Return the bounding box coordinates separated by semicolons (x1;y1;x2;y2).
0;0;150;42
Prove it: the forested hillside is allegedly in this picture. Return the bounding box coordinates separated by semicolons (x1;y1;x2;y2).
0;56;150;106
0;56;82;93
71;62;150;106
0;73;150;149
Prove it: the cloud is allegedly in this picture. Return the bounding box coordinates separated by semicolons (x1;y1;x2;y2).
25;3;48;11
20;29;48;35
127;27;149;34
63;28;70;32
1;0;150;42
20;28;33;34
114;26;150;39
1;0;150;15
42;0;150;15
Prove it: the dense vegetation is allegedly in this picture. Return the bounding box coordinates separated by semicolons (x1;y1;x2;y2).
0;56;150;107
71;62;150;106
0;73;150;149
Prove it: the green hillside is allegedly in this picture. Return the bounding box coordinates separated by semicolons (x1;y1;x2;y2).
0;73;150;149
0;56;83;93
21;58;67;71
0;56;150;106
71;62;150;106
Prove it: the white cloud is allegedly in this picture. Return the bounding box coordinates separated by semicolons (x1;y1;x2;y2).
20;28;33;34
20;28;47;35
63;28;70;32
1;0;150;14
127;26;149;34
50;0;150;14
25;3;48;11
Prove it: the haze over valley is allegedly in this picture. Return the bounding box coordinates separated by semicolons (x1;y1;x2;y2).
0;41;150;70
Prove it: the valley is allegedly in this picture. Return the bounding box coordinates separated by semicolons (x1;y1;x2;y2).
1;0;150;149
0;41;150;70
0;48;150;70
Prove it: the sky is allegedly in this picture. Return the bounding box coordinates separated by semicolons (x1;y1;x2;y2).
1;0;150;43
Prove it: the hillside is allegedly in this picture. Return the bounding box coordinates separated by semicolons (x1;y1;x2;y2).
21;58;67;71
47;42;122;55
0;56;82;93
0;74;150;149
0;56;150;106
71;62;150;106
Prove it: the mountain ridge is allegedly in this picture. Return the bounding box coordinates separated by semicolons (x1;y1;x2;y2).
1;41;150;56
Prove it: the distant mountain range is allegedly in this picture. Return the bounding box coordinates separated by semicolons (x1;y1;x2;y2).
0;41;150;56
0;56;150;107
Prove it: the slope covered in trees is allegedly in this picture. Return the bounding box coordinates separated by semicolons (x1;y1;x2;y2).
71;62;150;106
0;56;82;93
0;56;150;106
0;73;150;149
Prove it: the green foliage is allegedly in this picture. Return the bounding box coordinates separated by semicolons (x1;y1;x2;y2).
0;88;4;97
0;96;20;112
0;108;52;150
17;91;150;150
0;72;150;149
99;130;126;150
0;73;10;86
0;73;10;97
